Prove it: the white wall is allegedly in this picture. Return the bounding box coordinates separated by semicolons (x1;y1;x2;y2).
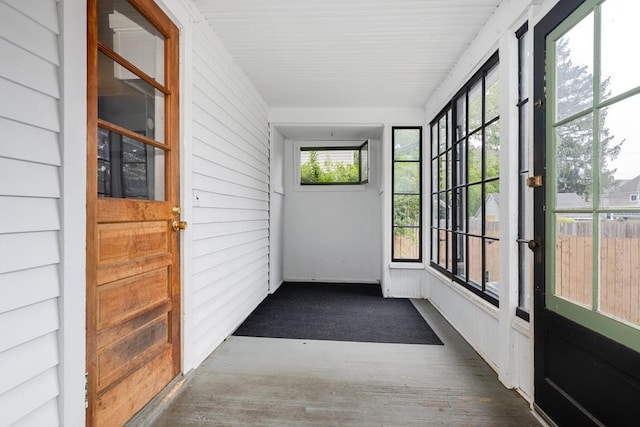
269;126;285;293
188;14;271;368
0;0;63;424
423;0;560;400
283;139;381;283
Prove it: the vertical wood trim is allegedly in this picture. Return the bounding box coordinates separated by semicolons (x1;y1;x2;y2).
166;20;181;377
86;0;98;423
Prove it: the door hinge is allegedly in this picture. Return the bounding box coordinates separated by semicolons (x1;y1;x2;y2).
85;372;89;409
526;175;543;188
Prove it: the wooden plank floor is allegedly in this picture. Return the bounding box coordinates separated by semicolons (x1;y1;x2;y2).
146;300;542;426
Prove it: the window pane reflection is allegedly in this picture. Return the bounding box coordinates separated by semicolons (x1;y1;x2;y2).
97;127;166;200
98;0;165;84
98;52;165;143
601;0;640;100
555;217;593;308
555;114;593;208
599;213;640;326
555;11;593;121
599;94;640;208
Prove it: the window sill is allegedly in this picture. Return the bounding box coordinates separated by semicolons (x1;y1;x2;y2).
293;183;368;193
389;262;425;270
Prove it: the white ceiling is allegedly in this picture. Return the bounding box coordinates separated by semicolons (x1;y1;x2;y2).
195;0;503;109
273;124;384;141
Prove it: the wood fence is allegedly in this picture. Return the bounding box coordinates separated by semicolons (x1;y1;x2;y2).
557;221;640;325
433;220;640;326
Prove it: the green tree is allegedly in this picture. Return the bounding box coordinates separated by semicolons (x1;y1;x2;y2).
555;38;622;201
300;150;360;183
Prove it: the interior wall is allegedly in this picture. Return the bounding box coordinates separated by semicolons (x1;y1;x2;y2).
188;13;271;368
269;127;285;292
283;139;382;284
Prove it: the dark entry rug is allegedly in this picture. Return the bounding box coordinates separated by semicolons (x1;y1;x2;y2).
233;282;443;345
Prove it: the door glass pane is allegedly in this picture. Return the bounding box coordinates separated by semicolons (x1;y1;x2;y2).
98;127;166;200
555;11;593;121
98;0;165;84
601;0;640;100
394;128;420;160
469;80;482;131
394;162;420;193
485;120;500;179
485;240;500;296
98;52;165;143
555;114;593;208
599;94;640;208
485;64;500;122
599;213;640;327
555;217;593;307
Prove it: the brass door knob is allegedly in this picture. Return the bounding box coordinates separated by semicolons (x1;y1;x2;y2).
172;220;188;232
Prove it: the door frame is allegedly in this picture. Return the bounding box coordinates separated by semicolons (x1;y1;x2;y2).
533;0;640;424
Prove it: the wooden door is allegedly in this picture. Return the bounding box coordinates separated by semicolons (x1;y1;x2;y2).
533;0;640;424
86;0;181;425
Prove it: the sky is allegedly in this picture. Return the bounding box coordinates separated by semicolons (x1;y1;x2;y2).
560;0;640;181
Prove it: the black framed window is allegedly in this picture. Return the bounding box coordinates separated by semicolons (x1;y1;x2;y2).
392;127;422;262
300;141;369;185
430;52;500;305
516;23;532;321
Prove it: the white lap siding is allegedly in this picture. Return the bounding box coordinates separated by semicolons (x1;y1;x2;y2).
0;0;62;425
190;20;270;366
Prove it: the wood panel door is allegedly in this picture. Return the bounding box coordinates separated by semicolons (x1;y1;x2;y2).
86;1;181;426
533;0;640;424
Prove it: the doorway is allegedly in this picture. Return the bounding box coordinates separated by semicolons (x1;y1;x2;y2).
533;0;640;423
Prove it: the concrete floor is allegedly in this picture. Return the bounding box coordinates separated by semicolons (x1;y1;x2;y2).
145;300;542;426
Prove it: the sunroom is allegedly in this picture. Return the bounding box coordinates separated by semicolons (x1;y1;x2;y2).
1;0;639;425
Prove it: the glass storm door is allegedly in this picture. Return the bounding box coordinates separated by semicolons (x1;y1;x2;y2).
534;0;640;424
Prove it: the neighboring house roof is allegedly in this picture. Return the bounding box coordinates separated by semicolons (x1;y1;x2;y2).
612;174;640;194
557;192;592;209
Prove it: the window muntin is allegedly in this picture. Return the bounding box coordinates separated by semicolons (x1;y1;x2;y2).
393;127;422;262
517;23;532;320
430;53;500;305
299;142;368;185
546;0;640;352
